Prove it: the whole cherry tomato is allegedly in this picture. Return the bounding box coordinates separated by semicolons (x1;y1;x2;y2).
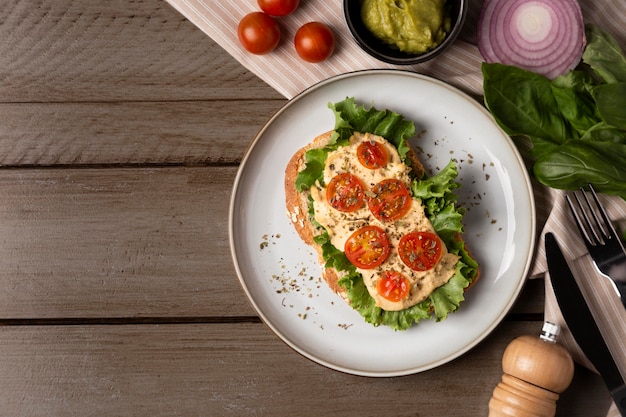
237;12;280;55
294;22;335;63
257;0;299;16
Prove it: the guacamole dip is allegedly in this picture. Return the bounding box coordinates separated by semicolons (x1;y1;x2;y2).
361;0;451;54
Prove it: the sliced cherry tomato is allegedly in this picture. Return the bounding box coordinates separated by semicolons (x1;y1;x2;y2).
344;226;391;269
367;179;411;222
326;173;366;213
237;12;280;55
398;231;443;271
376;270;411;302
257;0;299;16
294;22;335;63
357;140;389;169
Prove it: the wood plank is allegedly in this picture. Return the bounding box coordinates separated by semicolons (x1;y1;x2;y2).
0;166;255;318
0;100;285;166
0;321;610;417
0;0;283;102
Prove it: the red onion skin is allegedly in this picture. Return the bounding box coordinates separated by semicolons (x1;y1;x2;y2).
477;0;586;79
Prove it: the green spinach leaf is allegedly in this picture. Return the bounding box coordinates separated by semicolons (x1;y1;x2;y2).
592;82;626;129
581;122;626;144
551;71;601;135
583;24;626;83
482;63;572;143
534;140;626;195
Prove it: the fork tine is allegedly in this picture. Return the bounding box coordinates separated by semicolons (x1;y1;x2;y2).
581;185;610;244
567;184;623;247
587;185;617;242
566;189;597;246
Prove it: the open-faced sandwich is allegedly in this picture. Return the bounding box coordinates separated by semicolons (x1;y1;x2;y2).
285;98;479;330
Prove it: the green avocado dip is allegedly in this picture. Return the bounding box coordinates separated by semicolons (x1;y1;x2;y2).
361;0;451;54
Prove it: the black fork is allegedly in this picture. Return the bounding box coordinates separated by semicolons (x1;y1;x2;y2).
566;185;626;308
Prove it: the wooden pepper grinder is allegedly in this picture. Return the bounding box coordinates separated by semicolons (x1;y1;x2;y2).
488;322;575;417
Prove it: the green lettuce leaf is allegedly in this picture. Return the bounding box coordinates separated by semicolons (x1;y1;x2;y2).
331;97;415;157
430;270;469;321
412;161;463;241
300;98;477;331
411;161;477;321
295;148;327;192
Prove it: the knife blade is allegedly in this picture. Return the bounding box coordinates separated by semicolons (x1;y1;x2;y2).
546;232;626;416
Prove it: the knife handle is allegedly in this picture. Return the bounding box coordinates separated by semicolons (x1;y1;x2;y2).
488;323;574;417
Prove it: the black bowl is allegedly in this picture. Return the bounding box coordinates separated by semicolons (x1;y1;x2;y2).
344;0;468;65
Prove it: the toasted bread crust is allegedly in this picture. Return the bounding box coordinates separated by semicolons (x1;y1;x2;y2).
406;146;426;180
285;131;347;296
284;131;332;245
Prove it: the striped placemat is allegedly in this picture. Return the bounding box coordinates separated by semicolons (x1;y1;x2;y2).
164;0;487;98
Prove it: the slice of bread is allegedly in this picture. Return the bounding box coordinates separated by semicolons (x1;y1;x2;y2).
284;131;430;300
284;131;348;297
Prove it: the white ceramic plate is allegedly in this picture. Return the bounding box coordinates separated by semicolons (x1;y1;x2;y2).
229;70;535;377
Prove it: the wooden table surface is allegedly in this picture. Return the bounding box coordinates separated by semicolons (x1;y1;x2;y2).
0;1;614;416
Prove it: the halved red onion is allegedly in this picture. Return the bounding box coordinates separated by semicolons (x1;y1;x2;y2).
477;0;586;79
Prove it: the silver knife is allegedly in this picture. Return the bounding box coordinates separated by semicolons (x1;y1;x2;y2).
546;232;626;416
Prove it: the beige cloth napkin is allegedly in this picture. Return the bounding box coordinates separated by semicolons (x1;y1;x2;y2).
164;0;626;413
